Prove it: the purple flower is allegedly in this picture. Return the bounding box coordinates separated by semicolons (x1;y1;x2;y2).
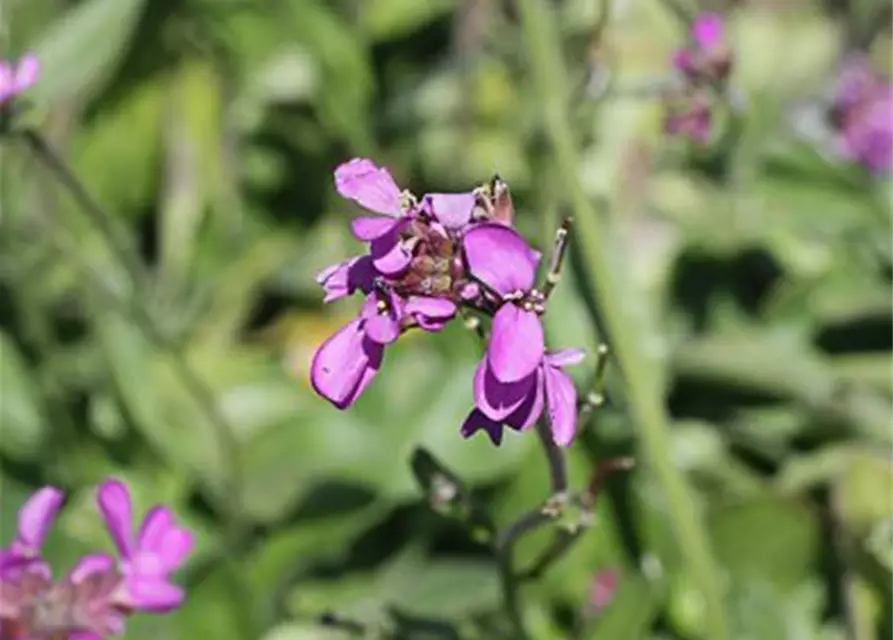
0;54;40;105
0;486;63;578
97;479;194;613
461;349;584;447
462;223;544;382
316;255;377;304
664;92;713;143
422;192;477;230
672;13;731;83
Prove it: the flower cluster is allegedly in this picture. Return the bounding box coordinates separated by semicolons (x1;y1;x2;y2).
0;54;39;108
1;480;194;639
311;158;584;447
828;55;892;175
663;13;734;143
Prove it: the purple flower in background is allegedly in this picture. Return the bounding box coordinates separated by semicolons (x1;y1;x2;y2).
461;349;584;447
673;13;732;84
1;480;193;639
97;479;194;613
830;56;893;175
588;569;620;613
0;54;40;106
664;92;713;144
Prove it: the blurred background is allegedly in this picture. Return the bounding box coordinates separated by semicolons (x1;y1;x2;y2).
1;0;892;638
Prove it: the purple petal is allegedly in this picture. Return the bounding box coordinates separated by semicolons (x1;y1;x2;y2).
97;479;133;557
544;365;578;447
545;349;585;368
371;237;412;276
69;633;107;640
364;313;401;344
473;359;537;421
17;486;64;553
316;255;377;303
311;318;374;409
122;576;185;612
0;62;12;102
459;409;505;446
692;13;724;50
425;193;476;229
505;367;545;431
672;49;694;74
405;296;457;331
13;54;39;93
68;554;115;584
335;158;403;216
137;507;193;572
488;304;544;383
462;223;540;295
351;215;399;241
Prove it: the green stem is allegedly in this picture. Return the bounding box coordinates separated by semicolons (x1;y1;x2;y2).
515;1;730;638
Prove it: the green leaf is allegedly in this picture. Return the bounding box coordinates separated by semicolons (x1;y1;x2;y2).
27;0;147;105
0;330;48;460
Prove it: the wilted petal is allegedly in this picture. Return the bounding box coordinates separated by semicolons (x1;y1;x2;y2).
488;304;544;383
335;158;402;216
425;192;476;229
17;486;64;553
692;13;724;50
97;480;133;557
351;215;399;241
459;410;505;446
13;54;39;92
68;554;115;584
672;49;694;74
544;365;578;447
311;318;372;409
473;359;536;421
316;255;376;303
545;349;585;368
462;223;540;295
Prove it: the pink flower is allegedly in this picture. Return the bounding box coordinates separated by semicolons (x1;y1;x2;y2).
0;54;40;105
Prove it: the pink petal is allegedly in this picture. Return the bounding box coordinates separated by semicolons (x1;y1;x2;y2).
459;409;505;446
310;318;373;409
351;215;399;241
672;49;694;74
692;13;724;50
156;528;194;573
316;255;376;303
473;359;536;421
462;223;540;295
335;158;402;216
136;507;174;553
544;365;578;447
68;554;115;584
17;486;64;552
488;305;544;383
545;349;585;368
405;296;457;328
371;237;412;276
0;62;12;102
425;193;475;229
122;577;185;612
364;313;400;344
13;54;39;93
97;479;133;557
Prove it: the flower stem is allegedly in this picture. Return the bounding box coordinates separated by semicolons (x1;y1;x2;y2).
515;1;730;638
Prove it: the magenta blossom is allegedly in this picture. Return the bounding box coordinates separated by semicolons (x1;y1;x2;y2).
462;223;545;382
461;349;584;447
672;13;731;84
0;485;63;578
97;479;194;613
0;54;39;106
664;92;713;143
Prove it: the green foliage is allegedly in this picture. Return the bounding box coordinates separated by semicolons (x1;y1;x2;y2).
1;0;891;638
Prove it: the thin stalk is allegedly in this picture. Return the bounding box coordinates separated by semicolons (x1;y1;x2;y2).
515;1;729;638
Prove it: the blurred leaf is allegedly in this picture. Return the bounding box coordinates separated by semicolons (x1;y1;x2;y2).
0;330;48;460
28;0;146;105
361;0;455;41
261;624;349;640
837;451;893;534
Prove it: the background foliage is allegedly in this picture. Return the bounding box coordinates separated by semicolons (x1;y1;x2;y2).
1;0;891;638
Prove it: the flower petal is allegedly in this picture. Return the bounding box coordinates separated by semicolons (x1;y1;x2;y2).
364;313;400;344
13;54;40;93
459;409;505;446
462;223;540;295
692;13;724;50
97;479;133;557
17;486;64;552
371;237;412;276
473;358;536;421
351;215;399;241
544;365;578;447
68;554;115;584
136;507;174;553
122;577;185;613
505;367;545;431
311;318;372;409
425;193;475;229
488;305;544;383
0;62;13;102
405;296;457;331
316;255;376;303
545;348;585;368
335;158;402;216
